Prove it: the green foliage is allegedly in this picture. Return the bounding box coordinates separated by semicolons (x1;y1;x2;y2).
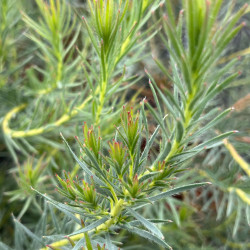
147;0;248;166
30;106;209;249
0;0;249;249
5;155;50;220
0;0;23;88
22;0;80;92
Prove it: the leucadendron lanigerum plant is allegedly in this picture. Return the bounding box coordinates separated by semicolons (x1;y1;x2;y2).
5;0;248;249
34;106;209;250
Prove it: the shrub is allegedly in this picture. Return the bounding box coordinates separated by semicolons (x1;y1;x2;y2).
0;0;249;249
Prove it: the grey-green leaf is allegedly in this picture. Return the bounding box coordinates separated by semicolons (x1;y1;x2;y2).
126;207;164;239
121;224;172;249
149;182;211;202
68;217;110;236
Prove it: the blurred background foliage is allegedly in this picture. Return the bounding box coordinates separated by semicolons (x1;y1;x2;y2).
0;0;249;249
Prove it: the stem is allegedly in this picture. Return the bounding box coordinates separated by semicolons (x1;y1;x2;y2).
95;80;107;126
95;199;124;232
2;90;97;138
164;140;179;163
94;40;108;126
40;199;125;250
129;152;134;180
107;182;118;203
164;90;196;163
55;55;63;87
183;93;194;129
